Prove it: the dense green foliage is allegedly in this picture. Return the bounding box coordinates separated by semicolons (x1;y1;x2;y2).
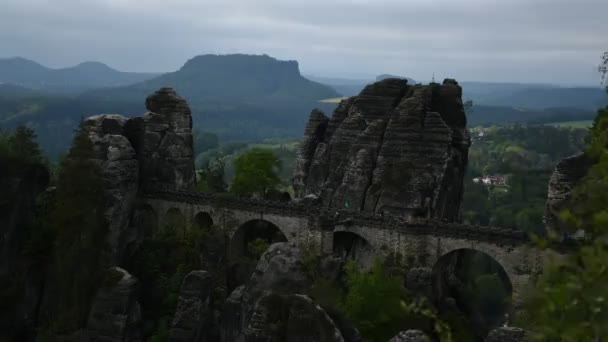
521;107;608;341
463;125;587;234
0;125;43;164
43;125;109;332
197;138;298;192
126;225;202;340
342;261;425;341
231;148;282;197
333;260;453;342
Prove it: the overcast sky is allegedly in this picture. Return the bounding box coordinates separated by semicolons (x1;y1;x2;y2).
1;0;606;85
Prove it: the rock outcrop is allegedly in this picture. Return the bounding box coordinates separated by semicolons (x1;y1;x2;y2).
245;293;344;342
294;78;470;221
85;267;142;342
388;330;430;342
221;243;353;341
82;114;140;264
485;327;529;342
78;88;196;262
126;87;196;191
544;152;592;236
169;270;213;342
239;243;311;327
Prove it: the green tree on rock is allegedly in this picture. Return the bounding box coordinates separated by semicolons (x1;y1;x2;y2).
231;148;281;198
45;124;109;332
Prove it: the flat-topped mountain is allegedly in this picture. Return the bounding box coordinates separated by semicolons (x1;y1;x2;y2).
0;54;341;157
0;57;158;94
83;54;339;103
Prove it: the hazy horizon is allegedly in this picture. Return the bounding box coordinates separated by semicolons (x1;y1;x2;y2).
2;0;606;87
1;54;603;88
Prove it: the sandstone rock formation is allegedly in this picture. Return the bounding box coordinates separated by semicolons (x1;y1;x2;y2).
485;327;530;342
221;243;355;341
78;87;196;263
294;78;470;221
85;267;142;342
169;270;213;342
126;87;196;191
544;152;592;236
82;114;140;264
221;285;246;342
388;330;430;342
245;293;344;342
238;243;311;328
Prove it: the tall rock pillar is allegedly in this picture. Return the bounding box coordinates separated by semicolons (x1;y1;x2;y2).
126;87;196;191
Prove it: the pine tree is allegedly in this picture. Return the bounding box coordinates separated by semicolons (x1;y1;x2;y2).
47;125;109;331
9;125;43;163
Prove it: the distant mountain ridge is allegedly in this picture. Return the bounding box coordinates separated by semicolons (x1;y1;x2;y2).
0;57;159;94
1;54;340;157
83;54;339;103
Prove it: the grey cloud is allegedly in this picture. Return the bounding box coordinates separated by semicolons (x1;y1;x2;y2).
0;0;606;84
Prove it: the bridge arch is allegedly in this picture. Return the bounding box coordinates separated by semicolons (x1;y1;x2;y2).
227;219;289;290
165;207;186;237
194;211;214;230
229;219;288;261
333;231;374;270
432;248;512;338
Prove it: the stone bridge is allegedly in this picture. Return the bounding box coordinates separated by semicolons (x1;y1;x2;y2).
138;189;543;307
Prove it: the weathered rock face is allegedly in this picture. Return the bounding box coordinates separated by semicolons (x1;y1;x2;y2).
85;267;142;342
544;152;592;236
241;243;311;319
244;293;344;342
221;243;357;342
126;87;196;191
294;79;470;221
485;327;530;342
388;330;430;342
76;88;196;262
169;270;213;342
82;114;139;264
221;285;246;342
